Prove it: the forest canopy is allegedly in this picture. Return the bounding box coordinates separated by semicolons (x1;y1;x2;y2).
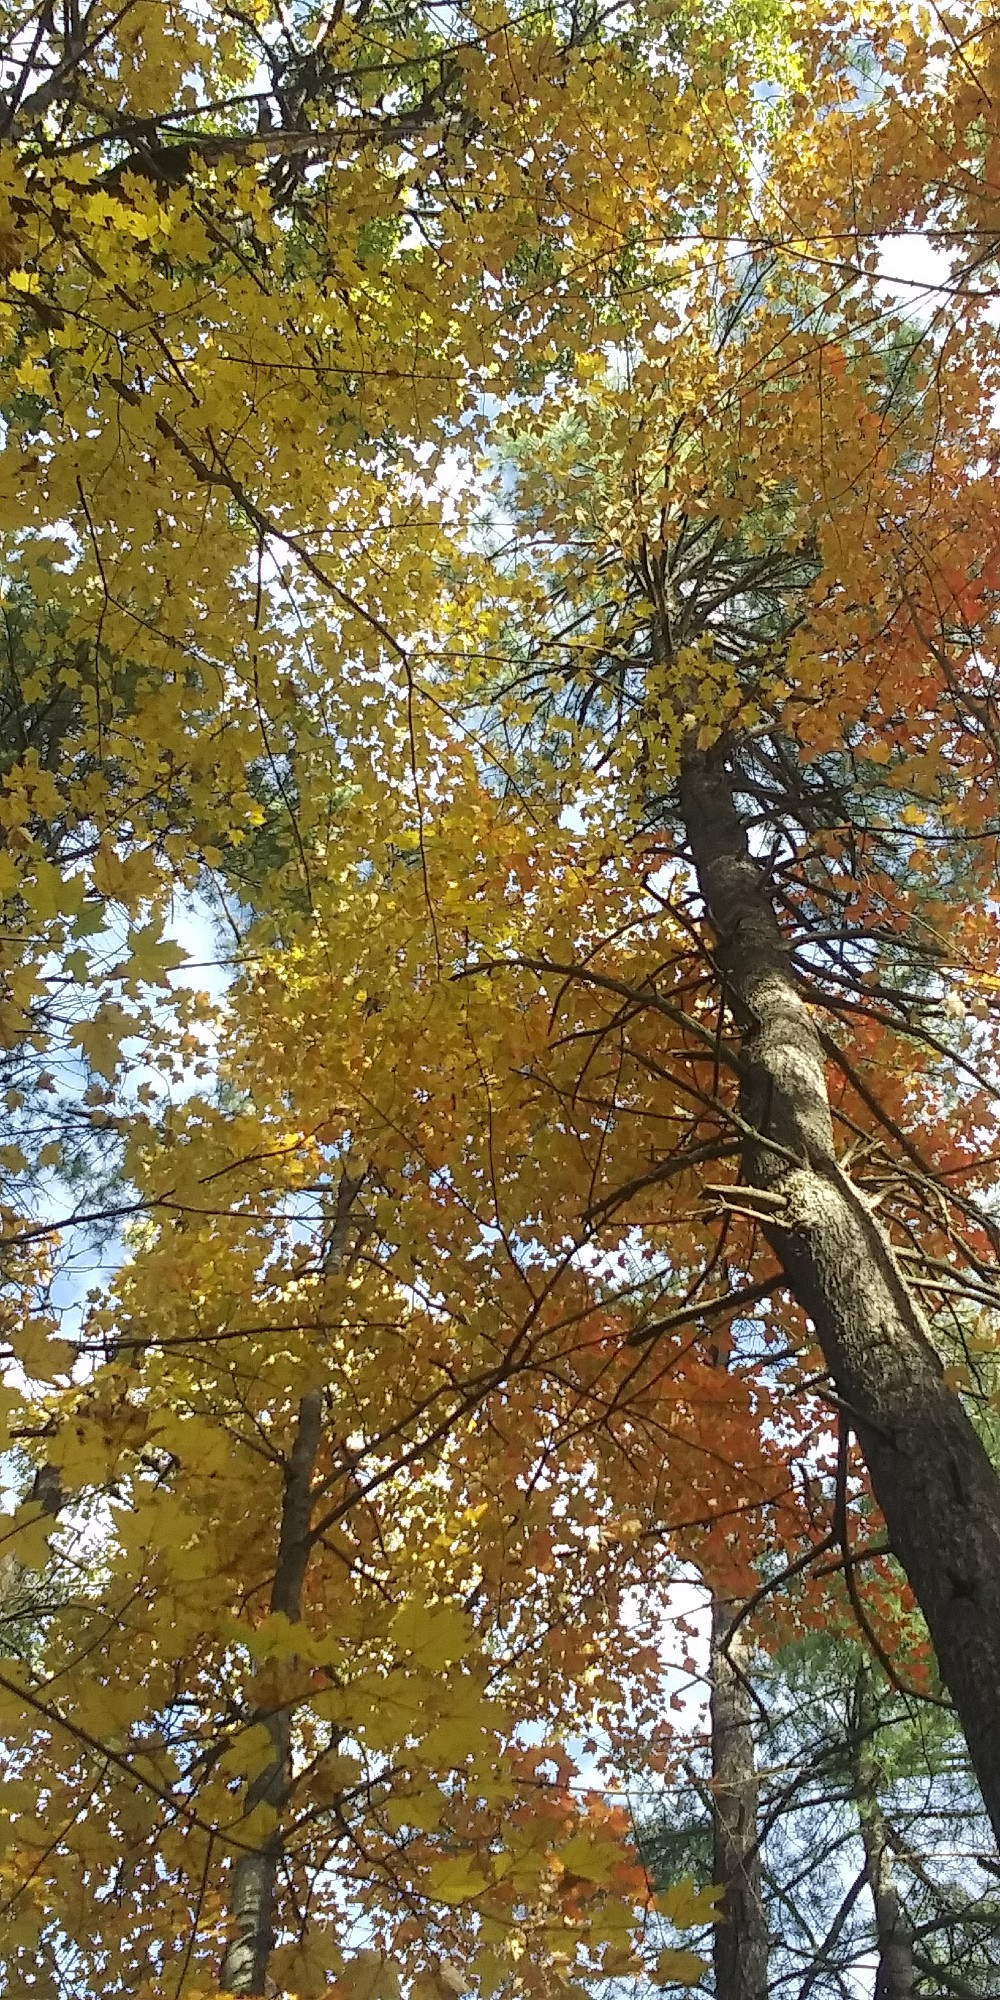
2;1;1000;1995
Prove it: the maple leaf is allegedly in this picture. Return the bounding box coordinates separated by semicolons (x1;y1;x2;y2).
654;1947;710;1984
391;1598;472;1669
112;920;187;989
425;1856;488;1904
69;1005;139;1081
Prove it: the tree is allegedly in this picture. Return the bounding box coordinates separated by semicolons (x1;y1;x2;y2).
639;1616;1000;1997
3;2;1000;1996
474;113;1000;1827
707;1587;768;2000
0;6;787;1990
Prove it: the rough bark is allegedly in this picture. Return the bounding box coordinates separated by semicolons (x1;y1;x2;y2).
849;1664;914;2000
678;742;1000;1850
710;1592;769;2000
220;1172;362;1992
219;1386;324;1994
0;1461;64;1609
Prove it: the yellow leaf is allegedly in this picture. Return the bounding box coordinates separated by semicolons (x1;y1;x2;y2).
26;860;82;922
426;1854;487;1904
654;1947;710;1984
13;1318;74;1380
243;1610;310;1662
656;1879;724;1929
417;1676;505;1766
587;1897;635;1949
384;1788;443;1834
91;841;161;910
335;1951;402;2000
270;1931;342;2000
0;1503;53;1571
391;1598;472;1669
557;1831;620;1884
49;1419;117;1486
411;1971;464;2000
13;359;48;393
114;919;187;988
470;1949;506;1999
69;1005;137;1081
218;1722;277;1780
234;1801;279;1844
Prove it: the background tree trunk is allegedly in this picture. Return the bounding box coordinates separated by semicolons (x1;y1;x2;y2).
219;1387;323;1994
710;1592;769;2000
220;1171;362;1991
849;1663;914;2000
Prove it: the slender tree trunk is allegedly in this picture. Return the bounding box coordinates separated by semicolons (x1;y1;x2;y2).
220;1171;362;1992
709;1592;769;2000
0;1460;63;1606
219;1387;324;1994
849;1664;914;2000
678;741;1000;1849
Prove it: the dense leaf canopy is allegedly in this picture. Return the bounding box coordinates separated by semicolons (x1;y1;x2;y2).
2;1;1000;1995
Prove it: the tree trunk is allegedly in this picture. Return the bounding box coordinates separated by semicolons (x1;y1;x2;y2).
849;1663;914;2000
710;1592;769;2000
220;1171;361;1991
0;1461;63;1607
219;1386;323;1994
678;741;1000;1850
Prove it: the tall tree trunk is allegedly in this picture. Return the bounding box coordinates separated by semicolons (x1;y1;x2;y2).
0;1460;63;1607
678;741;1000;1849
220;1171;362;1991
849;1664;914;2000
710;1592;769;2000
219;1386;324;1994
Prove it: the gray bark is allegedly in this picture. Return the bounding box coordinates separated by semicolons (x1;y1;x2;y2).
220;1171;362;1991
710;1593;769;2000
850;1664;914;2000
219;1386;323;1994
679;742;1000;1850
0;1460;64;1608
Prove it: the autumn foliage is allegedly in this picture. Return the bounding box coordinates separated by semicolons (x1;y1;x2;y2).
2;1;1000;1994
